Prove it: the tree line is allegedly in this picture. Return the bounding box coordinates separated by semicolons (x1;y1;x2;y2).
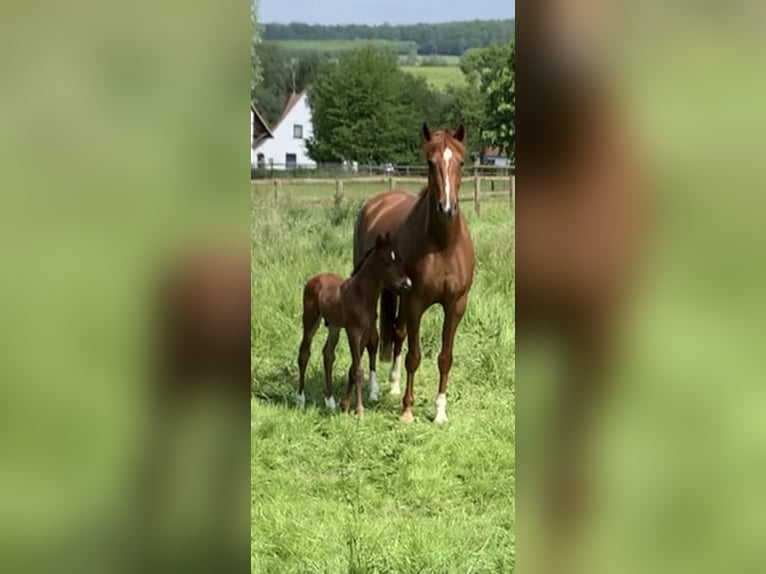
305;44;514;165
263;20;515;56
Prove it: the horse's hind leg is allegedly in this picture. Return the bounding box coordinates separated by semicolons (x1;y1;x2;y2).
366;324;380;401
297;301;320;408
322;326;341;410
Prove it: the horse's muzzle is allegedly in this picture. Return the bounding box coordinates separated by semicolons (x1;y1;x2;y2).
398;277;412;293
437;202;457;218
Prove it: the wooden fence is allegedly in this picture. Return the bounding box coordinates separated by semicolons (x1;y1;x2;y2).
251;173;515;215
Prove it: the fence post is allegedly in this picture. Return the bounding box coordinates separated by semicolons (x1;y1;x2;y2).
388;176;394;190
473;172;481;216
335;179;344;204
273;179;280;201
509;174;515;209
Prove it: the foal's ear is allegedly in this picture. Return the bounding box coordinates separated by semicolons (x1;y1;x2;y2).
375;234;384;247
422;123;432;142
454;124;466;142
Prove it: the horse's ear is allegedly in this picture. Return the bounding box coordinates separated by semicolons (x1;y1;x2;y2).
375;234;383;247
422;123;431;142
454;124;466;142
384;231;391;243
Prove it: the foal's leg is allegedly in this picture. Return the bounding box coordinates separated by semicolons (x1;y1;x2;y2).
322;326;341;410
434;295;468;423
342;327;365;416
297;302;321;408
366;324;380;401
401;299;425;423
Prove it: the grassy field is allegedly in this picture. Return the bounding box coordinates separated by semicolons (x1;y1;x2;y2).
401;65;466;90
251;182;515;573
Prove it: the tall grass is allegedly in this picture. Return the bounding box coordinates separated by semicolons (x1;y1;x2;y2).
252;191;515;573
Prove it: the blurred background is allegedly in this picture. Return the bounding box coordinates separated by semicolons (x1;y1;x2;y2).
517;1;766;573
0;1;249;572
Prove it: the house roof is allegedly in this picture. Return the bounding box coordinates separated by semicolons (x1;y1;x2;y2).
272;92;304;131
251;103;274;139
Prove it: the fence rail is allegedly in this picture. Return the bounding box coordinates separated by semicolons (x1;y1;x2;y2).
252;174;515;213
251;163;515;180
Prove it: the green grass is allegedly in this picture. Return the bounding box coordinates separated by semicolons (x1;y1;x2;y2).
251;185;515;573
401;65;466;90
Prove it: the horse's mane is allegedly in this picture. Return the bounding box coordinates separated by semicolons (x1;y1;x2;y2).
351;238;392;276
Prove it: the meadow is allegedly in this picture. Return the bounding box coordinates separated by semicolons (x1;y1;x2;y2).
251;181;515;573
401;65;466;90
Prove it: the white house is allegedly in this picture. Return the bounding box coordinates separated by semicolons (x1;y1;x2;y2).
252;92;316;170
251;103;273;168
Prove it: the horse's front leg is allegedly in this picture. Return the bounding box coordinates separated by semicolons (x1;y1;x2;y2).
401;299;425;423
366;323;380;401
389;294;407;396
342;327;365;416
435;294;468;423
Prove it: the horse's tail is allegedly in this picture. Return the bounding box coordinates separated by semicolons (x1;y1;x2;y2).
379;289;396;362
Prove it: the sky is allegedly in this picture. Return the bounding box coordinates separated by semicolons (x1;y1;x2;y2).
260;0;514;26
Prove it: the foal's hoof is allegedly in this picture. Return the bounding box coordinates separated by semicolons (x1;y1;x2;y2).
400;410;414;423
324;396;336;411
368;389;379;402
434;411;448;424
296;392;306;409
389;381;402;396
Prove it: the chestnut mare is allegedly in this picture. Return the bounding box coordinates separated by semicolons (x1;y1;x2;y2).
353;124;475;423
297;233;411;416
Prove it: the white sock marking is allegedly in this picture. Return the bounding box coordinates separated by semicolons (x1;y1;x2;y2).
296;391;306;408
442;148;453;211
435;393;448;423
325;395;336;411
368;370;379;401
389;354;402;395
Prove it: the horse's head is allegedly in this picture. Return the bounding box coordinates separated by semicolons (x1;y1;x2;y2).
422;123;466;218
371;233;411;294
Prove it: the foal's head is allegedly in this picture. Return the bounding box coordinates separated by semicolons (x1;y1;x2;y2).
422;123;466;218
356;233;411;294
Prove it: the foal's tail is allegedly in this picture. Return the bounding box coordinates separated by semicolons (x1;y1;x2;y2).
379;289;397;362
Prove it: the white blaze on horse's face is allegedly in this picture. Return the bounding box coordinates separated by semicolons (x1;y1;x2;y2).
442;148;453;212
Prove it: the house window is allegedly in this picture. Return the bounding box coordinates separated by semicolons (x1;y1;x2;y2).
293;124;303;139
285;153;297;169
257;153;265;169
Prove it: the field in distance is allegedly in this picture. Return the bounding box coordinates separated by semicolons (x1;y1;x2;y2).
401;65;465;90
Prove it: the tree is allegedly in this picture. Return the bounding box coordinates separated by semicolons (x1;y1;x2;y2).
252;43;329;127
479;40;515;159
250;0;262;95
307;48;427;165
441;83;486;157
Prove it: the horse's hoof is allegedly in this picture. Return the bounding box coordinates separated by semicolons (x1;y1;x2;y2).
400;410;414;423
434;411;448;424
325;396;336;411
296;392;306;408
368;390;379;402
390;382;401;396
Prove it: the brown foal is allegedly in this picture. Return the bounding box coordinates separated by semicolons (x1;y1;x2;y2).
297;233;411;415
